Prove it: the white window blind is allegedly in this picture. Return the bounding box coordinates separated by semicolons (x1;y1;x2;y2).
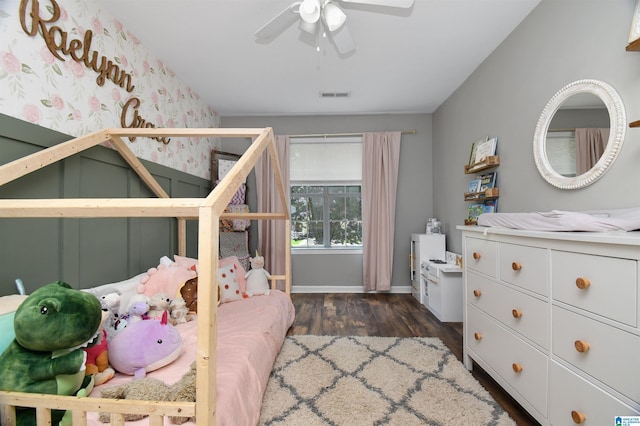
290;136;362;182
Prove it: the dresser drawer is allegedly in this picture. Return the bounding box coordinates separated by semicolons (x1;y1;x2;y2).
552;306;640;405
499;242;549;296
551;250;637;327
466;305;548;415
467;272;549;349
549;361;640;425
465;237;498;278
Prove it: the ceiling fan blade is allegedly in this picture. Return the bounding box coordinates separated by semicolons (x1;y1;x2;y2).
328;23;355;55
340;0;414;7
255;1;302;40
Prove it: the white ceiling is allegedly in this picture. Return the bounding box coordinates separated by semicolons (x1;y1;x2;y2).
95;0;540;117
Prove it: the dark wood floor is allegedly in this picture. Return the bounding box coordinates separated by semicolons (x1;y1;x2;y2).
287;293;540;426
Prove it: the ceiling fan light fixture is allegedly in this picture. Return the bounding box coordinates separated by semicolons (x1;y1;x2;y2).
322;2;346;32
298;19;318;34
300;0;321;24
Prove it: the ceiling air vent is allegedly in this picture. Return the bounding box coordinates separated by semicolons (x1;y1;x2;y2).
320;92;350;98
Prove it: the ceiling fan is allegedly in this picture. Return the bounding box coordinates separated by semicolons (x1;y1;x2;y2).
255;0;414;55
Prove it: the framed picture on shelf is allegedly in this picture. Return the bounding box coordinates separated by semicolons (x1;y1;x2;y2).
474;136;498;164
631;0;640;43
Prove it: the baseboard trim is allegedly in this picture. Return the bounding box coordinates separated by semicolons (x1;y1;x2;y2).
291;285;412;294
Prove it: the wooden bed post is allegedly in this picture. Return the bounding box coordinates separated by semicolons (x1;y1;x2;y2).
195;204;220;425
178;218;187;256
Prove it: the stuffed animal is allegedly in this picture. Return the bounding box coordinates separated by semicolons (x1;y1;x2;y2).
98;362;196;424
108;311;182;379
83;312;115;386
244;253;271;297
137;257;197;298
125;293;150;325
147;293;172;320
0;281;102;425
180;276;198;313
168;297;190;326
98;292;121;342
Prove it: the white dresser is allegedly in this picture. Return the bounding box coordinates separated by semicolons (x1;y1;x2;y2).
458;226;640;425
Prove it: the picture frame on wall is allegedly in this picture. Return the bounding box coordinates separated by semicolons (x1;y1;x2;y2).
630;0;640;43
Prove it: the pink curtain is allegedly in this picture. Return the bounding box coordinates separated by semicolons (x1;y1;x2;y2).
362;131;401;292
255;135;290;289
576;128;609;175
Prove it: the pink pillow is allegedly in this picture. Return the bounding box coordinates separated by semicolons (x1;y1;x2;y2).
218;264;242;303
173;255;198;269
175;255;247;294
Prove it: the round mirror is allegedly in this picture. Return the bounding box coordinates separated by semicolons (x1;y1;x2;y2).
533;79;626;189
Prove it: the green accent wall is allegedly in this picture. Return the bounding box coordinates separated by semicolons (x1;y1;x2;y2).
0;114;210;296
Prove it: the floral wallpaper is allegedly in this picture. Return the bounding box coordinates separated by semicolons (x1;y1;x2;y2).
0;0;220;179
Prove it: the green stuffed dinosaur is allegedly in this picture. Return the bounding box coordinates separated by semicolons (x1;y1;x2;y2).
0;281;102;425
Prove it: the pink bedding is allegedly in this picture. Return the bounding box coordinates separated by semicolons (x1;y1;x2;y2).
87;290;295;425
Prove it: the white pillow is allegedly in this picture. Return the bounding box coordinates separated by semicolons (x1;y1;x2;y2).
218;263;242;303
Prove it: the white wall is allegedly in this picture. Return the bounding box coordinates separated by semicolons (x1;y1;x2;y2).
433;0;640;253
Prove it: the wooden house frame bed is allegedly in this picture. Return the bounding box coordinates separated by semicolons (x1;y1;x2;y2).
0;127;291;426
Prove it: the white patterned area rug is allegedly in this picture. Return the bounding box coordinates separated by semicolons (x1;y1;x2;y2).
259;335;515;426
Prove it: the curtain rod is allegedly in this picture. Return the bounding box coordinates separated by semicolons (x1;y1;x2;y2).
288;129;417;138
548;128;576;132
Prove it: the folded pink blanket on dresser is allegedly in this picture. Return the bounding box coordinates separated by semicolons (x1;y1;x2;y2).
88;290;295;425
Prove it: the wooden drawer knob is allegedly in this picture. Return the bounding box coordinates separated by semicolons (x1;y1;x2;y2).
512;309;523;319
575;277;591;290
473;289;482;298
511;262;522;271
574;340;590;353
472;252;481;260
571;410;586;424
512;363;523;373
474;332;483;341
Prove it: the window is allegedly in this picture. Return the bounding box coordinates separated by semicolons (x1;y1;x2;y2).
546;131;577;177
290;137;362;249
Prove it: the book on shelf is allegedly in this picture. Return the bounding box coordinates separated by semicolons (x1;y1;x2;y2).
479;171;497;192
468;203;484;221
469;137;487;166
467;177;481;193
474;136;498;164
483;199;498;214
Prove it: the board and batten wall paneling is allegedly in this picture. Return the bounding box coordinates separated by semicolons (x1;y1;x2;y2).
0;114;210;296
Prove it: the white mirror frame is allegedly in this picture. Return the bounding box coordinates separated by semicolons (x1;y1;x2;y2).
533;79;626;190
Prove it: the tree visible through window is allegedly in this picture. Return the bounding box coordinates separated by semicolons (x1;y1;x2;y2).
289;136;362;249
290;185;362;248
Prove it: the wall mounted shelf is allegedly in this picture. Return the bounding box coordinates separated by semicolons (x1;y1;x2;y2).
464;156;500;174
